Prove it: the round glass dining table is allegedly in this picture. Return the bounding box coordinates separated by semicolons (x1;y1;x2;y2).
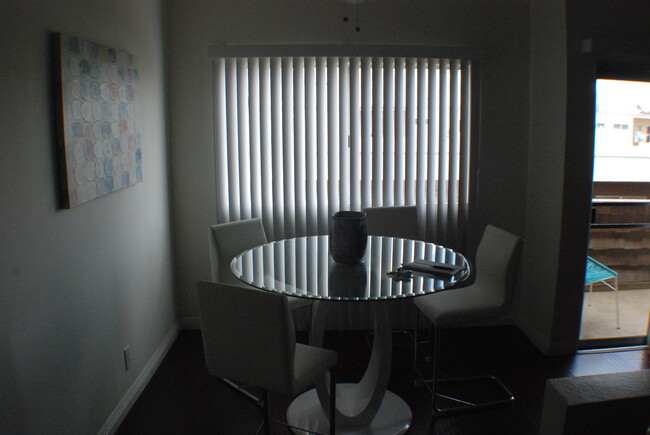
231;235;470;434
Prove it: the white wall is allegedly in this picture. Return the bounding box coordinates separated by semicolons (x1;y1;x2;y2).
520;0;568;354
166;0;531;327
0;1;175;433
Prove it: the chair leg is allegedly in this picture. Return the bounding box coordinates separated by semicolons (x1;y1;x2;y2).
614;276;620;329
415;326;515;416
413;308;435;365
222;378;262;404
329;367;336;435
412;322;438;389
431;327;440;411
264;389;271;435
413;307;419;366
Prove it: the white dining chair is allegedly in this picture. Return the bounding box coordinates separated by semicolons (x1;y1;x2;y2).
413;224;523;415
197;281;337;434
363;205;419;240
209;218;312;403
209;218;311;312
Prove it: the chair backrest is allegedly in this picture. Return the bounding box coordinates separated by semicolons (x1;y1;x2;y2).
363;206;419;240
209;218;267;284
474;224;523;313
197;281;297;396
585;256;618;285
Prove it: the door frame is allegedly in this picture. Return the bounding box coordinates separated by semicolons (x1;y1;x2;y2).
576;55;650;350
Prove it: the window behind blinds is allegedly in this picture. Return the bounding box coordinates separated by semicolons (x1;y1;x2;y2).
213;53;477;249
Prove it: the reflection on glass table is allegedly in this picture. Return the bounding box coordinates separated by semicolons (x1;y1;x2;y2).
232;235;470;434
232;235;469;301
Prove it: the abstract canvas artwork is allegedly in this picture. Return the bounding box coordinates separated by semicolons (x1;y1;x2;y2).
53;33;142;208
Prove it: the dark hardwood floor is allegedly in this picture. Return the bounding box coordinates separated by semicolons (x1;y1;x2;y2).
117;326;649;435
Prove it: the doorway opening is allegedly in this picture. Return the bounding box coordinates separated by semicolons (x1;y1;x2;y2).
579;77;650;350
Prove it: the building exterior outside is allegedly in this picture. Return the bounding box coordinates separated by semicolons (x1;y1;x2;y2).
593;79;650;183
590;80;650;291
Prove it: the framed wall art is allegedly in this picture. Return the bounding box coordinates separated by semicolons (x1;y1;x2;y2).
53;33;142;208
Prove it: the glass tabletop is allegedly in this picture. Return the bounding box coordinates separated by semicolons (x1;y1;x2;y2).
231;235;470;301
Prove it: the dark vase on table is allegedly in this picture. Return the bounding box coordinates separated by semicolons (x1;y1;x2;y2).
329;211;368;264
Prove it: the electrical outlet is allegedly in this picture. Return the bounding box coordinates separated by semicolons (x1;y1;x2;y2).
123;346;131;371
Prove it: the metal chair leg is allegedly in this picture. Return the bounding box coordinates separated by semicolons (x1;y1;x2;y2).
413;306;419;366
414;326;515;416
222;378;263;404
329;367;336;435
264;389;271;435
413;308;436;368
431;327;440;410
614;276;620;329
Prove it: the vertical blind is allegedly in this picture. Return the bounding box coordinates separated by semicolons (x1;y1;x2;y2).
213;54;475;249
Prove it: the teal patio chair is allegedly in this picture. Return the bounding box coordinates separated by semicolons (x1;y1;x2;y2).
585;256;620;329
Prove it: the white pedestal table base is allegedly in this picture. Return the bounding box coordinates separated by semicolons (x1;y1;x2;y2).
286;301;411;434
286;384;411;435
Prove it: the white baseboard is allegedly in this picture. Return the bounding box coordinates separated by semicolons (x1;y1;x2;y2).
99;322;180;435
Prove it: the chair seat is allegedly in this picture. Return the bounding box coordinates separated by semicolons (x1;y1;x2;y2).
414;282;507;329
